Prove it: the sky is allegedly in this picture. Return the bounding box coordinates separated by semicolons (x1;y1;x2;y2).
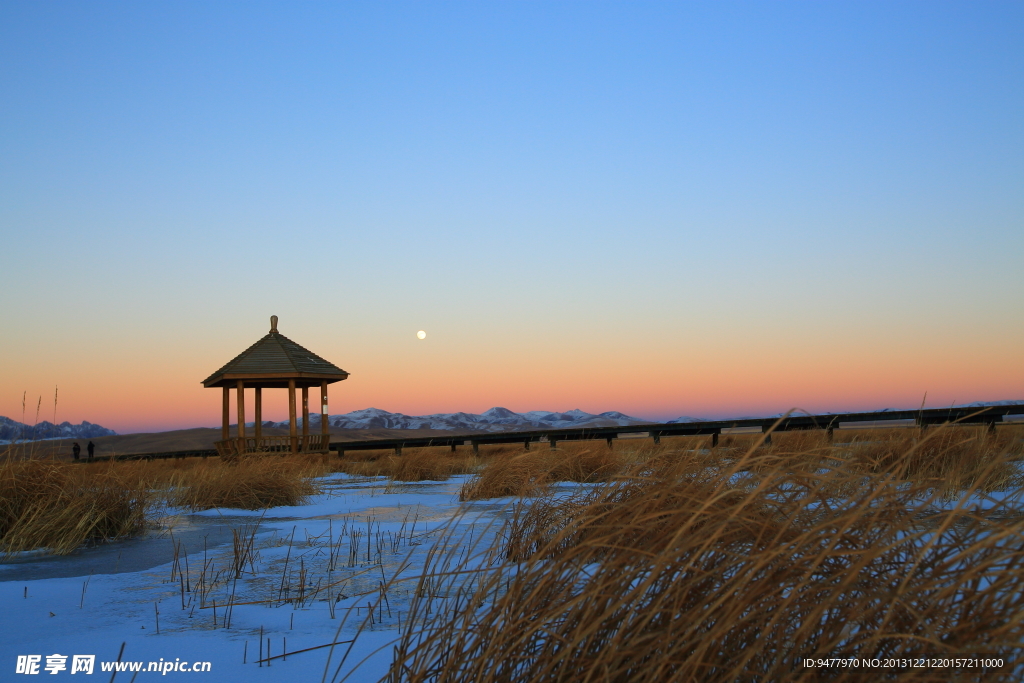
1;1;1022;434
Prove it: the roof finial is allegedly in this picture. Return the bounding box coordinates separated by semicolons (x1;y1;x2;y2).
270;315;279;334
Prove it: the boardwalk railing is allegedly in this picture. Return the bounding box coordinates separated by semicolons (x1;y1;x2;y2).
82;404;1024;462
330;404;1024;456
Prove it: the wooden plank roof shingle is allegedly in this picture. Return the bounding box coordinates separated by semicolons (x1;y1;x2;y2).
202;317;349;388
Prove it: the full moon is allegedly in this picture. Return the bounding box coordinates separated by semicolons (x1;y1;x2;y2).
416;330;426;340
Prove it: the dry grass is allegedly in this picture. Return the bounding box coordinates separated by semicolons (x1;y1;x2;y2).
389;448;480;481
840;426;1024;494
0;458;148;554
332;447;482;481
167;455;323;510
459;442;633;500
0;452;329;553
457;425;1024;502
458;450;555;499
328;440;630;495
389;429;1024;682
78;452;331;509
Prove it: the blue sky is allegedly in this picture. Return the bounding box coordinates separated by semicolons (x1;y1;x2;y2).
2;2;1022;431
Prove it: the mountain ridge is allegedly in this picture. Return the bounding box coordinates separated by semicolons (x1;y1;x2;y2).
0;416;117;443
264;407;656;432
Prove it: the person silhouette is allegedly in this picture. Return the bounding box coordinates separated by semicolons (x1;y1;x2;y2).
72;442;81;460
87;441;95;460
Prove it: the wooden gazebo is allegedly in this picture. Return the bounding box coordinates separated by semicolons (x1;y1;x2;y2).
202;316;349;456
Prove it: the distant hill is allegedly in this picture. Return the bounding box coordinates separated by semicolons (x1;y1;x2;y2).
0;416;116;444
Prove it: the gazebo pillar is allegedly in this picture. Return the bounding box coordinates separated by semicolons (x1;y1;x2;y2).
254;387;262;441
320;381;329;441
288;380;298;453
222;386;230;441
236;380;245;441
301;386;310;451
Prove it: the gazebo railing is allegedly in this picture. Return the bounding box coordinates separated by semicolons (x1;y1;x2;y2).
302;434;329;452
215;434;330;457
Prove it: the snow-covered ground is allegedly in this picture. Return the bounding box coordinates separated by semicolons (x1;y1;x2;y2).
0;474;514;682
3;460;1021;681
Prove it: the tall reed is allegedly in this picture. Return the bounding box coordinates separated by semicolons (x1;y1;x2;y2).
389;430;1024;682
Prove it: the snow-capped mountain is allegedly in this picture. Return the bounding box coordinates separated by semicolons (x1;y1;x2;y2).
263;407;654;432
0;416;117;443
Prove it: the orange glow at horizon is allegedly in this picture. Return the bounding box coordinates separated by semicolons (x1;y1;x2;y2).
4;320;1021;434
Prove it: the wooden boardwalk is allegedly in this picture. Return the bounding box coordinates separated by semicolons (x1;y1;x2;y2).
82;403;1024;462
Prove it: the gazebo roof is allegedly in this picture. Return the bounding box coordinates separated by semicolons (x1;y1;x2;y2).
202;316;350;389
